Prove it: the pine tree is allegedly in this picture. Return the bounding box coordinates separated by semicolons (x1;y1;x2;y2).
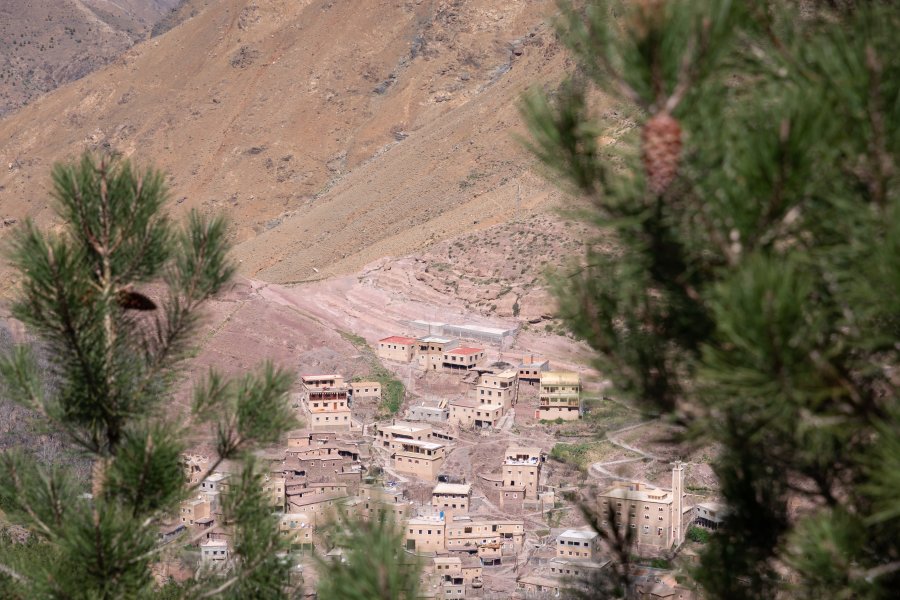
522;1;900;598
0;154;299;598
315;508;421;600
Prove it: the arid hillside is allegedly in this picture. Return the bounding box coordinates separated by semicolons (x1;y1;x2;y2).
0;0;593;289
0;0;185;117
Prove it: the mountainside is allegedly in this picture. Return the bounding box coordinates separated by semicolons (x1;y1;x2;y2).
0;0;185;117
0;0;587;288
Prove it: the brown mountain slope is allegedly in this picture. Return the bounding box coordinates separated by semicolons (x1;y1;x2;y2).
0;0;585;287
0;0;184;117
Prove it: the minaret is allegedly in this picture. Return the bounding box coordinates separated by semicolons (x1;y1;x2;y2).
671;461;685;547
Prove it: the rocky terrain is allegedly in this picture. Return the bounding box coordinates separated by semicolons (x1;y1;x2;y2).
0;0;617;293
0;0;186;117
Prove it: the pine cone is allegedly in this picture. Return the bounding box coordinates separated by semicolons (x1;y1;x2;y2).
641;111;682;196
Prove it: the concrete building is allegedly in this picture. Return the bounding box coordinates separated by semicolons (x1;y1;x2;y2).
475;369;518;409
517;574;563;598
349;381;381;401
406;403;449;424
198;472;229;510
359;485;415;523
394;439;446;480
444;516;525;554
378;336;418;362
375;421;434;450
405;515;446;553
693;501;726;531
301;374;352;430
538;371;582;421
503;446;545;499
417;336;457;371
448;397;478;428
286;489;348;522
180;497;211;527
556;529;600;561
431;482;471;516
518;356;551;384
279;513;313;549
441;347;485;372
597;463;690;555
448;397;504;429
262;473;285;509
200;539;228;565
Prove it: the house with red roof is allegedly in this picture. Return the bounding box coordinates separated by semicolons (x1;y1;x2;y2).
441;347;485;372
377;335;417;362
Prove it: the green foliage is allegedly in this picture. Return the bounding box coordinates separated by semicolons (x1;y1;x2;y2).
686;527;710;544
549;442;591;470
0;154;297;599
316;509;420;600
524;1;900;598
339;330;405;416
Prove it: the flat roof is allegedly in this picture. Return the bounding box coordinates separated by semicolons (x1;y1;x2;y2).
409;516;445;525
602;485;672;503
447;347;483;356
400;440;444;450
518;575;561;588
381;422;432;434
449;397;479;408
281;513;311;522
418;335;453;344
433;483;472;496
201;539;227;547
506;446;543;456
519;359;550;367
490;369;519;378
380;336;417;344
559;529;599;540
450;323;510;335
540;371;581;386
350;381;380;387
410;405;446;413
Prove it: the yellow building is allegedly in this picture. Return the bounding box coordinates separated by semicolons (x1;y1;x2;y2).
441;347;485;372
503;446;545;499
377;336;418;362
597;463;689;555
405;516;446;553
556;529;600;560
301;374;352;430
350;381;382;400
538;371;582;421
262;473;285;509
475;369;518;410
279;513;313;549
375;421;434;450
394;439;446;480
431;482;471;516
416;336;457;371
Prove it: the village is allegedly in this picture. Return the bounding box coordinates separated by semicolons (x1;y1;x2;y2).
167;321;723;599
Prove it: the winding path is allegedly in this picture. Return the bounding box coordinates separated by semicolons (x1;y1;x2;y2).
588;419;661;483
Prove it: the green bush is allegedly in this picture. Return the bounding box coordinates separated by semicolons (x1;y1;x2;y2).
687;526;710;544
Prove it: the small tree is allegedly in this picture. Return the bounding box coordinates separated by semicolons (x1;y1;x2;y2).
0;154;298;598
525;1;900;598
